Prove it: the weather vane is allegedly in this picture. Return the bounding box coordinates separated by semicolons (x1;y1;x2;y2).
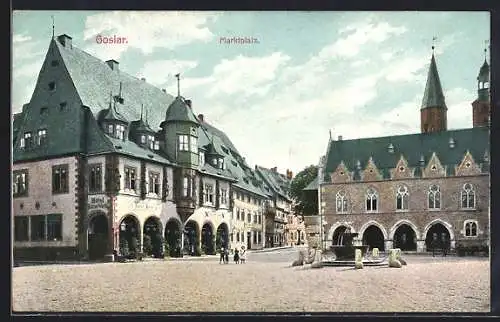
175;73;180;97
432;36;437;53
484;39;489;60
51;15;55;38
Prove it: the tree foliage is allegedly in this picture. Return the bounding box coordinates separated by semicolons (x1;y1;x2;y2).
290;165;318;216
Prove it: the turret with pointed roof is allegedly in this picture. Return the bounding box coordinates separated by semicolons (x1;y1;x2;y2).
420;49;448;133
472;47;490;128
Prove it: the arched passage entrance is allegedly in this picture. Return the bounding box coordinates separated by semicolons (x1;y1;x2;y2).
165;219;182;257
393;224;417;251
143;216;163;257
202;222;215;255
216;223;229;251
362;225;385;251
119;215;140;257
184;220;199;255
332;226;349;246
88;213;109;260
425;223;451;252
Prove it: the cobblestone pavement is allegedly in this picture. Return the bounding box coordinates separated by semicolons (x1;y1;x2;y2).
12;248;490;312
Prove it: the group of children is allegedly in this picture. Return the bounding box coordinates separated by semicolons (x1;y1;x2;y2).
219;245;247;264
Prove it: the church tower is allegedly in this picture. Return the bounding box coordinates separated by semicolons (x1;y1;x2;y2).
420;47;448;133
471;47;490;127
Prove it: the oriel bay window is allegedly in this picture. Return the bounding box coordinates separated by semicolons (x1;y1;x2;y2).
14;216;29;241
89;164;103;193
149;172;160;195
52;164;69;194
178;135;189;151
13;169;29;197
190;136;197;152
124;167;137;191
182;177;189;197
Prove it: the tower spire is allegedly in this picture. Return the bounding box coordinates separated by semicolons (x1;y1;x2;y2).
140;103;144;121
484;39;489;62
175;73;180;97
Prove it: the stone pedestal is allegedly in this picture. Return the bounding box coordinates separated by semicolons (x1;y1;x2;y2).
355;249;363;269
372;248;379;258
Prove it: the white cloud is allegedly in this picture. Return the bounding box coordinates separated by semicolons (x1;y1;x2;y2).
205;52;291;98
139;60;199;86
12;34;31;43
82;11;221;60
318;20;407;59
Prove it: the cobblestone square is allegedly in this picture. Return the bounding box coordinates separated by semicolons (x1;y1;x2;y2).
12;249;490;312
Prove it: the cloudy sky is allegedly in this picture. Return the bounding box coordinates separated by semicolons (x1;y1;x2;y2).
12;11;489;174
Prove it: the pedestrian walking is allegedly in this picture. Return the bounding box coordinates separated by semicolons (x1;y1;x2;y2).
234;249;240;264
224;247;229;264
220;247;225;264
240;246;247;264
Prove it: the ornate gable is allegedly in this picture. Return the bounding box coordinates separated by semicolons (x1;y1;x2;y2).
422;152;446;178
361;157;382;181
390;155;413;179
455;150;481;176
330;161;352;183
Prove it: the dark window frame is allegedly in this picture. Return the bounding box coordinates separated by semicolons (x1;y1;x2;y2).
124;166;137;191
48;81;56;91
37;128;47;146
30;215;46;241
14;216;29;241
47;213;63;241
148;171;161;195
88;163;103;193
52;164;69;194
13;169;29;197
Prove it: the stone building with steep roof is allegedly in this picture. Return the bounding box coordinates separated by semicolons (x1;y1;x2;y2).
255;166;296;247
12;34;272;260
304;50;490;253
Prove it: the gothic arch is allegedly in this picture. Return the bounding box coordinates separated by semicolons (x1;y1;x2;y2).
358;220;388;240
389;219;421;240
422;218;455;241
327;221;356;241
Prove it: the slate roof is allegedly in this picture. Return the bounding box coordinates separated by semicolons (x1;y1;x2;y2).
13;35;273;198
478;60;489;81
55;38;176;131
303;177;318;191
164;96;199;124
255;166;291;200
421;54;446;109
324;127;490;182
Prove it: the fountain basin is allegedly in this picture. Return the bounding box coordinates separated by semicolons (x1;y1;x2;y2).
331;245;369;261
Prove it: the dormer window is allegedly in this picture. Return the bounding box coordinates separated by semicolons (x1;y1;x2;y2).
212;158;217;166
107;124;114;135
388;143;394;153
140;135;146;144
48;81;56;91
218;158;225;170
153;140;160;151
199;152;205;165
20;132;32;149
148;135;155;149
37;129;47;146
115;124;125;140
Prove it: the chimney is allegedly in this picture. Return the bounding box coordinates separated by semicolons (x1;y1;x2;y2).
161;89;166;93
338;135;343;141
286;169;293;179
57;34;72;48
198;114;204;122
141;78;146;82
185;100;192;108
272;167;277;172
106;59;119;71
